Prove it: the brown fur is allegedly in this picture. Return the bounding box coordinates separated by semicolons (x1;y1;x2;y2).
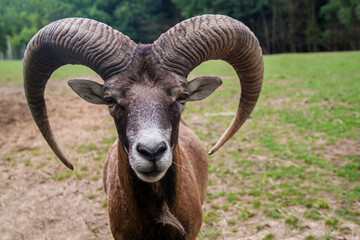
103;121;208;240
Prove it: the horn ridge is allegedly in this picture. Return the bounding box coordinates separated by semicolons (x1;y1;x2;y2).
23;18;137;169
153;14;264;153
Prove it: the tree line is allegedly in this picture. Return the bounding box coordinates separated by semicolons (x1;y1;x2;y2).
1;0;359;59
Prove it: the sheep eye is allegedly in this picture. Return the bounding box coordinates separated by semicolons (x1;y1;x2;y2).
104;96;115;107
177;93;189;105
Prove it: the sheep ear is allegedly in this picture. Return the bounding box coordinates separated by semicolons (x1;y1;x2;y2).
68;79;105;104
187;76;223;101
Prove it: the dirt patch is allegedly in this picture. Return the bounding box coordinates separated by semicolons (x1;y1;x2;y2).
261;97;292;106
325;139;359;157
0;80;113;240
0;167;109;240
323;139;360;168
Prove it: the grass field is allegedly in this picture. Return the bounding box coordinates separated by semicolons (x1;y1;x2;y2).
0;51;359;239
0;60;95;85
192;51;360;239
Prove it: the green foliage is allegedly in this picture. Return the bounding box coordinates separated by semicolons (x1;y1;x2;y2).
325;217;339;230
285;216;300;229
203;210;219;223
321;233;335;240
320;0;360;50
52;169;72;180
9;27;38;56
172;0;360;53
1;0;360;58
262;233;275;240
316;200;330;209
336;163;360;181
0;0;179;57
265;208;283;219
304;235;315;240
336;155;360;181
305;208;323;220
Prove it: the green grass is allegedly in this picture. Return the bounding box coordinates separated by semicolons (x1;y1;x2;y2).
262;233;275;240
0;61;96;85
2;51;359;238
188;51;360;237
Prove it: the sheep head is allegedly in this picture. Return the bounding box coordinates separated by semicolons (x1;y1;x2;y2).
67;45;222;182
23;15;263;182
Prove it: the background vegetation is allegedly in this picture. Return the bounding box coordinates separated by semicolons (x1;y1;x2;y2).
1;0;360;59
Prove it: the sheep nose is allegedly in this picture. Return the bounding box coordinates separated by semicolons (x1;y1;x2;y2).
136;142;167;162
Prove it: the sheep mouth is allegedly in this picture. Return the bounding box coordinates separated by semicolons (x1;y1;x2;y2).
128;144;173;182
135;169;167;182
141;170;162;177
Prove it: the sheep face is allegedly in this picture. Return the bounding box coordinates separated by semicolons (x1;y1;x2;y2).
105;78;186;183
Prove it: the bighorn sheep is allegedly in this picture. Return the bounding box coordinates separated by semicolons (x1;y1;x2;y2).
23;15;263;239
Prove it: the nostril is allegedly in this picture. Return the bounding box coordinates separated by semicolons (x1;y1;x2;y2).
136;144;152;158
136;142;167;161
155;142;167;157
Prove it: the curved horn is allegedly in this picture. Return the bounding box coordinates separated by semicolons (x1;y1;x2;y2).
152;14;263;154
23;18;137;169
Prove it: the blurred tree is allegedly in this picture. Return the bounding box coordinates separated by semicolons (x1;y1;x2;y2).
113;0;180;43
171;0;360;53
320;0;360;50
0;0;359;58
0;16;7;54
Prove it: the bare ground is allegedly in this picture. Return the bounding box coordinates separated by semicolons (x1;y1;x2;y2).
0;80;359;240
0;79;112;240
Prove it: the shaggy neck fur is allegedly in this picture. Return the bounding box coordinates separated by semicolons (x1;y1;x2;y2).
117;141;186;239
